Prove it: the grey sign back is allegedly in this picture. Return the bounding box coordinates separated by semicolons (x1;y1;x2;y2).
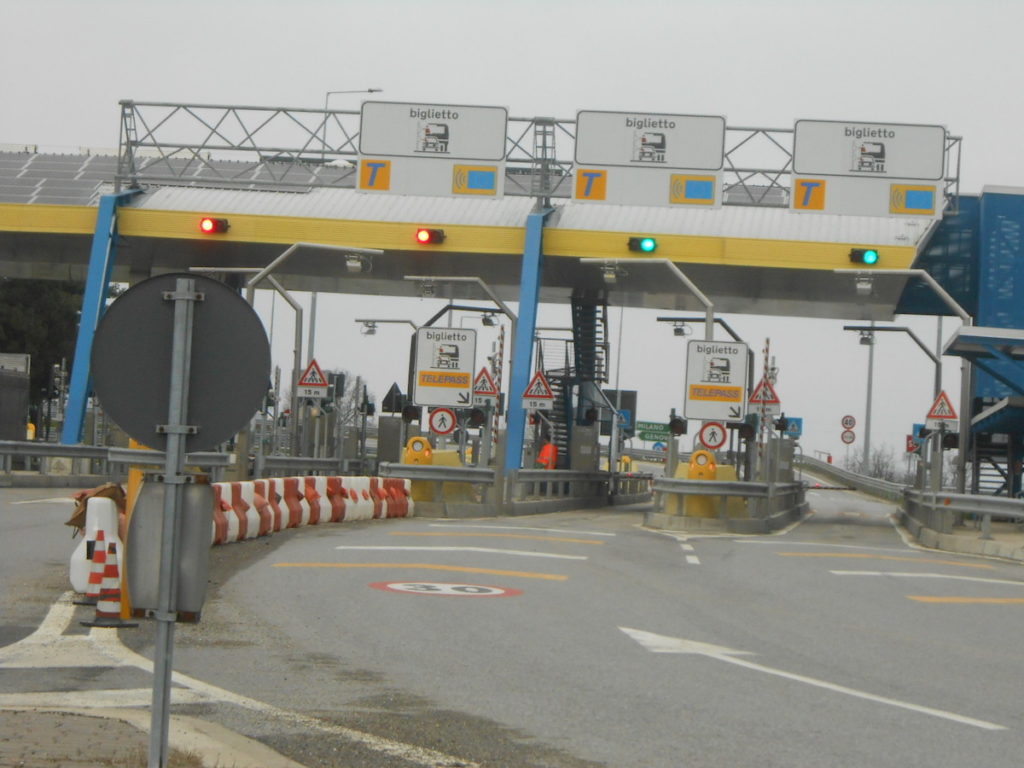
91;273;271;452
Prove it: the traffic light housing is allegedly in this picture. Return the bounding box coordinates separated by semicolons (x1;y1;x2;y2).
774;417;789;432
199;217;230;234
628;236;657;253
466;408;486;428
849;248;879;265
401;404;421;423
415;228;446;245
668;416;687;436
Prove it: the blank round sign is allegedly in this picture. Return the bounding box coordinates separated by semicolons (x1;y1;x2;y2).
91;273;271;452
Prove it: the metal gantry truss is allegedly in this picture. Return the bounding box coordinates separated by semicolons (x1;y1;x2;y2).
115;100;961;211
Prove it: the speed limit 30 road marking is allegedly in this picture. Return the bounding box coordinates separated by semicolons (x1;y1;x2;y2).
369;581;523;597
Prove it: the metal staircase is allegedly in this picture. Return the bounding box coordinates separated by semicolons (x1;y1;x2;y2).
534;336;573;469
571;298;609;386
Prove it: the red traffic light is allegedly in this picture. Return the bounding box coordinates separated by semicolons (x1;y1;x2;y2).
416;228;445;245
199;217;229;234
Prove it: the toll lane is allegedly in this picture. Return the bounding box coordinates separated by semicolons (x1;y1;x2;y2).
116;496;1024;767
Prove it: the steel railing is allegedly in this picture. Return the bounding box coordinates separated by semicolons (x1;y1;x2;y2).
903;488;1024;538
652;476;805;520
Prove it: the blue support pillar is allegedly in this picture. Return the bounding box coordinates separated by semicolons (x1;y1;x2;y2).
504;208;553;473
62;190;141;444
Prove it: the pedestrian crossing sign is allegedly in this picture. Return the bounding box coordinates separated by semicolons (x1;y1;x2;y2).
925;390;958;429
298;359;329;398
522;371;554;410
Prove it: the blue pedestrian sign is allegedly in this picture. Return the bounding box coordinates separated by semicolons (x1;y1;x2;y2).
785;417;803;439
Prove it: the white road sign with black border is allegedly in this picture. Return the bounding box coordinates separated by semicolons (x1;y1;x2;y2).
684;340;749;421
413;327;477;408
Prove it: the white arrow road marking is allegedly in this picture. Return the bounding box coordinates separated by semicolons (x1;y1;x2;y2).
619;627;1006;731
830;571;1024;587
335;545;587;560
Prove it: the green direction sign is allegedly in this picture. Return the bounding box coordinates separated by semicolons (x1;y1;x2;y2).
636;421;669;432
638;430;672;442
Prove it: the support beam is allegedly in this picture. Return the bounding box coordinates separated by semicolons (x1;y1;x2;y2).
505;208;553;475
62;190;142;444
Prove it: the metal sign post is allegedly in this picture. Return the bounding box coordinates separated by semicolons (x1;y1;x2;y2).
150;277;198;767
88;273;271;768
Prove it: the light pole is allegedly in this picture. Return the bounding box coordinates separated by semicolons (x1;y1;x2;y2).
580;258;714;480
581;258;714;341
842;324;942;398
835;268;972;491
321;88;382;158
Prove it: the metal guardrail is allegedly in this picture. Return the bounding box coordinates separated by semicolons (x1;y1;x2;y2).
512;469;612;501
0;440;234;478
378;463;651;506
904;488;1024;538
252;454;343;476
794;454;905;501
652;476;805;520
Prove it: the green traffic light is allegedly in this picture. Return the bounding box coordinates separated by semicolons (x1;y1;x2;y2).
628;236;657;253
849;248;880;265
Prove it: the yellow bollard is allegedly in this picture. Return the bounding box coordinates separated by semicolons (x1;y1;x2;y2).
403;436;435;502
403;436;434;465
685;450;718;518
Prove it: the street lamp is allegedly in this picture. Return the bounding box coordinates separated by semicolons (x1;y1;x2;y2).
322;88;382;158
354;318;418;335
842;324;942;398
581;258;714;341
835;267;972;491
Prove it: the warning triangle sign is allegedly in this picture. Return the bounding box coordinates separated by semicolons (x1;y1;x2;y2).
926;390;957;420
298;359;328;387
473;368;499;397
749;376;781;405
523;371;554;399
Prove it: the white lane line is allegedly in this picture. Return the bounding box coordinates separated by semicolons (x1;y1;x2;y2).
429;523;615;537
334;545;587;560
621;626;1005;731
680;544;695;552
11;497;75;505
830;570;1024;587
734;539;910;554
686;555;701;565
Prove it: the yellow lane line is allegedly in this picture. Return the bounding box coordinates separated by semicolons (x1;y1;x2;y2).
908;596;1024;604
272;563;568;581
389;531;605;545
776;553;994;570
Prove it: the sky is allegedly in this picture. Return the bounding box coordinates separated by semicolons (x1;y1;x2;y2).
3;0;1021;465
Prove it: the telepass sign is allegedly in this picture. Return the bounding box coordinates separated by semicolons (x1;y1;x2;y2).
684;340;749;421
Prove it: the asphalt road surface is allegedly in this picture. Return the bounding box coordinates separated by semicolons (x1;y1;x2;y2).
5;484;1024;767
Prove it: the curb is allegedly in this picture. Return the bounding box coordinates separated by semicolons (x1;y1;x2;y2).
1;706;308;768
899;511;1024;563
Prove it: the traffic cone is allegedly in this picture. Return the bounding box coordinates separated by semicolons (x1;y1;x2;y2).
73;530;106;606
81;541;138;629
